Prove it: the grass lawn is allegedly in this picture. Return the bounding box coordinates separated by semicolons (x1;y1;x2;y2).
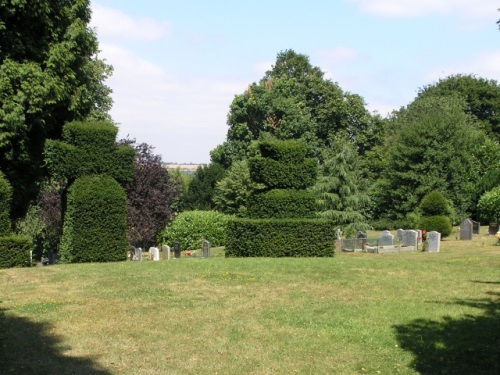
1;229;499;374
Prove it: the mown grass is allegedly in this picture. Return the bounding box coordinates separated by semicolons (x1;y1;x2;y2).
1;229;499;374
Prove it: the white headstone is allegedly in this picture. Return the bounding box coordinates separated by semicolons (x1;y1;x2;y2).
402;230;418;247
379;230;394;246
149;247;160;261
161;244;171;260
396;228;404;242
427;231;441;252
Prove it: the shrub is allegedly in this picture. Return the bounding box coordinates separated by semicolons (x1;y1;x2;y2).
60;175;128;263
478;186;500;223
160;210;232;250
258;139;307;163
225;218;335;257
0;235;31;268
418;216;453;237
419;191;455;218
0;172;12;236
246;189;317;219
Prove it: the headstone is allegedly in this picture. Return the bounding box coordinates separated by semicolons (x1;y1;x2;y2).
149;247;160;261
173;241;181;259
129;246;136;261
416;229;423;246
471;220;480;235
402;230;418;248
396;229;404;242
161;244;171;260
427;231;441;252
460;219;473;240
378;230;394;246
488;222;499;235
356;231;367;240
136;247;143;261
202;240;211;258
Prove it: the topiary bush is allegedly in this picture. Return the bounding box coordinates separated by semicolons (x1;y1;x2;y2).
246;189;317;219
0;235;31;268
478;186;500;223
160;210;232;250
0;172;12;236
419;191;455;219
418;215;453;238
60;175;128;263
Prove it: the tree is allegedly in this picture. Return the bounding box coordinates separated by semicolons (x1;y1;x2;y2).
0;0;113;219
373;95;489;222
121;141;182;249
211;49;375;168
180;163;225;210
311;137;370;237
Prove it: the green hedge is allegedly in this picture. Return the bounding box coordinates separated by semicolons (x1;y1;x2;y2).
419;215;453;238
247;189;317;219
248;157;318;189
258;139;307;163
60;175;128;263
0;172;12;236
62;121;117;150
0;235;31;268
225;218;335;257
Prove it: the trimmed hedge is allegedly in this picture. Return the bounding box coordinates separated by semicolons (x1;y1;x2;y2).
248;157;318;189
0;235;31;268
258;139;307;163
0;172;12;236
60;175;128;263
419;215;453;238
247;189;317;219
225;218;335;257
62;121;117;150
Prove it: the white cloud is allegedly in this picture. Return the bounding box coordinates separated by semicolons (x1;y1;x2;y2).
350;0;497;19
90;3;170;41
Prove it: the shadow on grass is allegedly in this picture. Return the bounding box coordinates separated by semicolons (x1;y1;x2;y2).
394;290;500;375
0;307;110;375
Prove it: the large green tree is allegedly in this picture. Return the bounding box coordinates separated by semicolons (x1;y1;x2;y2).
210;49;376;168
0;0;113;219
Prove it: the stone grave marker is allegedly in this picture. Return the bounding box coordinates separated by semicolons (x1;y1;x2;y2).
416;229;423;246
402;230;418;248
378;230;394;246
397;229;404;243
488;222;499;235
173;241;181;259
136;247;143;261
149;247;160;261
427;231;441;252
129;246;136;261
356;231;367;240
460;219;473;240
471;220;480;235
161;244;171;260
202;240;211;258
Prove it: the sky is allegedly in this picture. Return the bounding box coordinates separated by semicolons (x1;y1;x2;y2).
90;0;500;163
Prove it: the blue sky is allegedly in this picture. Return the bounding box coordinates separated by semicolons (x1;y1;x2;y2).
90;0;500;163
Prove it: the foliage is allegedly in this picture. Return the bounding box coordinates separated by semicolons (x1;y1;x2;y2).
372;95;487;221
311;138;371;237
60;175;128;263
160;210;232;250
180;163;225;210
246;189;317;219
418;216;453;238
478;186;500;223
120;140;182;249
0;234;31;268
213;160;263;216
225;218;335;257
0;171;12;235
0;0;113;219
419;190;456;224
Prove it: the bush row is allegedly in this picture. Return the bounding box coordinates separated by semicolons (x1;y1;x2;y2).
0;235;31;268
246;189;317;219
225;218;335;257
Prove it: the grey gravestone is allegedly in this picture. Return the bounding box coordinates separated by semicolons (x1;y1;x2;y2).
416;229;423;246
460;219;473;240
149;247;160;261
402;230;418;248
202;240;211;258
356;231;367;240
488;223;499;235
136;248;143;261
378;230;394;246
471;220;480;235
397;229;404;242
173;242;181;259
129;246;136;261
427;231;441;252
161;244;171;259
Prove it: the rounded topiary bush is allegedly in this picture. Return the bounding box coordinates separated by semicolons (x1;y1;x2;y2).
420;191;455;218
0;172;12;236
418;215;453;238
160;210;232;250
478;186;500;223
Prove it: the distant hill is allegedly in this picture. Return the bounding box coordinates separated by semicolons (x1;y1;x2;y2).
163;163;206;174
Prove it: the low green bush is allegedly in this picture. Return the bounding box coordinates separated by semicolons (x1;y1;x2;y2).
160;210;232;250
0;235;31;268
247;189;317;219
418;215;453;237
225;218;335;257
478;186;500;223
